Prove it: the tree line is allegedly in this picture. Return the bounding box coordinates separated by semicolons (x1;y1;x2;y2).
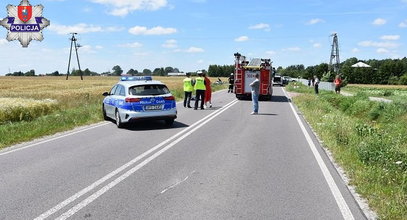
4;57;407;85
5;65;183;77
278;57;407;85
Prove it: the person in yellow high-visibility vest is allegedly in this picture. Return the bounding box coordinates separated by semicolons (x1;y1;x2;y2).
194;72;206;110
183;73;194;108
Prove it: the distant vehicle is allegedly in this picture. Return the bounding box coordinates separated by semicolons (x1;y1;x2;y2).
273;75;284;86
282;76;290;85
102;76;177;128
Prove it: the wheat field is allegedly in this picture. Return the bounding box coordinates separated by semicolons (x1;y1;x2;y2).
0;76;226;123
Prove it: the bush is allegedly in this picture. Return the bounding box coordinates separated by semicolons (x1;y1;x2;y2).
346;99;373;117
382;90;393;96
399;74;407;85
388;76;400;85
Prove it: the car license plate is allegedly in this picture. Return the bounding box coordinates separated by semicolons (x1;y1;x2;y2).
145;105;162;110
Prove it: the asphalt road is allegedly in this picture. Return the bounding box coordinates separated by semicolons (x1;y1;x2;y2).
0;87;368;220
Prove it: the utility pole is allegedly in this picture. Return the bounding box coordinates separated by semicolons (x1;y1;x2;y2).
66;33;83;80
329;33;340;76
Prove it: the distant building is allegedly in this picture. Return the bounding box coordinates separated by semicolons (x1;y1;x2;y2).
168;72;186;76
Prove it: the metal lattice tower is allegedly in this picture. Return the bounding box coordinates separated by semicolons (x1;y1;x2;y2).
329;33;340;75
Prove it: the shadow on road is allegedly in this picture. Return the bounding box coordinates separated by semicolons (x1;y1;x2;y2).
271;95;290;103
256;113;278;116
106;120;189;131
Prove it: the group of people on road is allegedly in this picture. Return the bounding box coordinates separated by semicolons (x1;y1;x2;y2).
183;72;236;110
183;72;212;110
183;72;260;115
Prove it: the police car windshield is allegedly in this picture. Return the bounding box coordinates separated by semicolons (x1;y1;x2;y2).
129;84;170;96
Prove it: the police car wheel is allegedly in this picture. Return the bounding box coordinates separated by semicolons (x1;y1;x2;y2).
165;119;174;126
115;110;124;128
102;104;109;120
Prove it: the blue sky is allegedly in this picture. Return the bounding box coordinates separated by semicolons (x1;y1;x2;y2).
0;0;406;75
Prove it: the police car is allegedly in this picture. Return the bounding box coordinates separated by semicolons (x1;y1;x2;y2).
102;76;177;128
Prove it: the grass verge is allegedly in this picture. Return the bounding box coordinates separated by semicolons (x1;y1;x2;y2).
286;82;406;220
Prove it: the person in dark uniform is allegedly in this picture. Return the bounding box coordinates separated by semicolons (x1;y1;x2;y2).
228;73;234;93
183;73;193;108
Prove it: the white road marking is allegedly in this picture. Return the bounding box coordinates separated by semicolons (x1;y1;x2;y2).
160;170;196;194
0;122;110;156
282;88;355;220
55;100;238;220
35;99;238;220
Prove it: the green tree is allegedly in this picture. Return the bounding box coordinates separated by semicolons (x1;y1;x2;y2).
25;69;35;76
83;68;91;76
399;73;407;85
153;68;165;76
127;68;137;76
112;65;123;76
164;67;174;74
50;71;60;76
142;69;152;75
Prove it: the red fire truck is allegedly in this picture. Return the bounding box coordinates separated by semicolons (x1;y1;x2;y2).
233;53;273;100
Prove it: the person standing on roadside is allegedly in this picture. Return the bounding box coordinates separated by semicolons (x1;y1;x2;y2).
249;73;260;115
204;73;212;108
183;73;193;108
334;75;342;94
228;73;234;93
194;72;206;110
314;75;320;94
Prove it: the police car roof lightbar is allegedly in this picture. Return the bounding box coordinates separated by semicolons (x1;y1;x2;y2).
120;76;153;81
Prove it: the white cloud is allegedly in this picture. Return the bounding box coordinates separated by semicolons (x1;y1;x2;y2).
119;42;143;48
186;47;204;53
235;36;249;42
134;52;150;57
197;59;204;64
249;23;270;31
352;48;360;53
162;39;177;48
49;23;123;35
0;39;8;45
173;47;204;53
128;26;177;35
283;47;301;52
377;48;390;54
95;45;104;49
90;0;168;16
266;50;277;55
358;41;399;49
380;35;400;40
313;43;322;48
306;18;325;25
372;18;387;26
399;20;407;28
78;45;102;54
105;26;125;32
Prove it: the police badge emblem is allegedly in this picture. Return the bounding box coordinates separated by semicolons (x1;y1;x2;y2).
0;0;50;47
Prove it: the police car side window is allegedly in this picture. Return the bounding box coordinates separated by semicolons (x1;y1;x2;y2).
114;85;124;96
110;85;118;95
119;85;125;96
